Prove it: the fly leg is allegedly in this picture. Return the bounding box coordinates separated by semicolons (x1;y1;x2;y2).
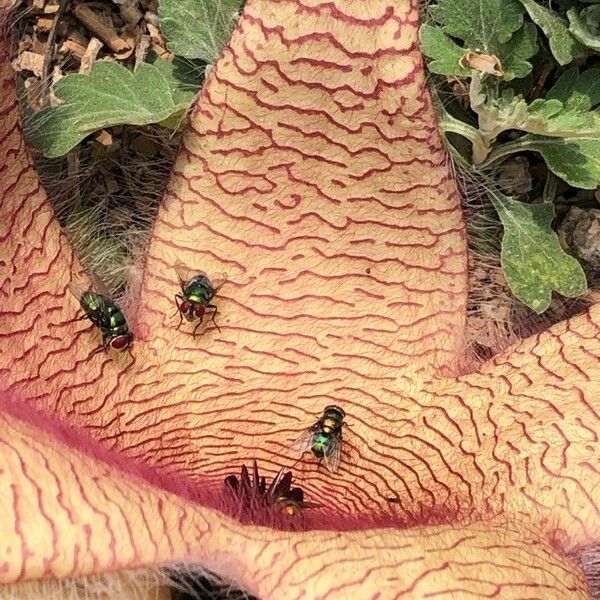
173;294;184;328
86;337;106;360
207;303;221;333
87;347;104;360
192;315;204;338
62;313;89;324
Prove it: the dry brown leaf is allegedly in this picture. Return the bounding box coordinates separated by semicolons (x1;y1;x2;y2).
79;36;104;74
11;50;44;76
95;129;113;147
134;33;150;69
43;2;59;14
60;38;86;60
121;3;143;26
72;4;132;54
35;16;54;32
460;51;504;76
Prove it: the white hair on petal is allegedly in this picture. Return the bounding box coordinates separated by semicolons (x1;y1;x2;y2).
0;564;258;600
0;567;168;600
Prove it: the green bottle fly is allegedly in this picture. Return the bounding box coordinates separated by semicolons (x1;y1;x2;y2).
69;283;133;353
173;260;228;337
292;405;345;472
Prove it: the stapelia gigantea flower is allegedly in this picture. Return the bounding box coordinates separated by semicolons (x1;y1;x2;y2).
0;0;599;598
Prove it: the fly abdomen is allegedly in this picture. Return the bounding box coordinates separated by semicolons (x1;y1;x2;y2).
80;291;105;324
311;433;330;458
320;416;339;434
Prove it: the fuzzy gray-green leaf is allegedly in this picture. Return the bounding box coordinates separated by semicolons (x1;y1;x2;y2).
159;0;243;61
547;67;600;112
526;136;600;189
567;5;600;51
489;190;587;313
497;22;538;80
431;0;525;51
429;0;536;80
29;59;200;158
518;0;583;64
420;24;470;76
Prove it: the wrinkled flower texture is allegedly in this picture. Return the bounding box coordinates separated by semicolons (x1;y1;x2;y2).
1;0;600;598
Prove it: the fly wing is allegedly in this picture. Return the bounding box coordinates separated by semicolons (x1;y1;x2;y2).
290;426;317;455
67;280;89;302
68;271;113;301
173;260;206;291
208;272;229;296
67;277;108;327
323;430;343;473
67;269;95;300
88;272;113;298
268;469;293;500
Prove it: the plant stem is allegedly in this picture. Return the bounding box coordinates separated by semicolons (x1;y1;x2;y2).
479;135;537;169
543;172;558;203
440;113;489;164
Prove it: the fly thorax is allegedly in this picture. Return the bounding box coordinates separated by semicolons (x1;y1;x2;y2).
185;276;214;304
320;417;337;433
188;294;210;306
81;291;103;312
107;307;127;333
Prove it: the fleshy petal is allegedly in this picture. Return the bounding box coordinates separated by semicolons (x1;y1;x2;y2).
1;0;599;596
1;0;468;511
0;391;589;599
428;305;600;550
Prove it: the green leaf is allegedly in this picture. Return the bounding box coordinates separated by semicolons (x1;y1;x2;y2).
489;190;587;313
568;5;600;50
517;0;583;64
525;98;600;136
432;0;525;51
419;24;470;76
547;67;600;112
28;58;200;158
146;54;204;103
159;0;243;61
428;0;536;80
524;135;600;189
473;91;600;146
497;22;538;80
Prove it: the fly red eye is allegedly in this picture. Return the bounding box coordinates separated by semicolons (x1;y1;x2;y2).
195;305;206;317
110;334;131;350
180;301;191;313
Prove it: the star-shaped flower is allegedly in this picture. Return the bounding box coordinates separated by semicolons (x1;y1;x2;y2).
0;0;598;598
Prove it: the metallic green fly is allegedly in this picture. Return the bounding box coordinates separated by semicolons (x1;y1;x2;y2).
173;260;228;337
68;278;133;355
292;405;346;472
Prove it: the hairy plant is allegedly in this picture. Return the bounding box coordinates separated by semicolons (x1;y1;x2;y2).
1;0;599;598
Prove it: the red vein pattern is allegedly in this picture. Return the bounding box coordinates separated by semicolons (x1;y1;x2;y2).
1;0;600;595
141;0;469;376
0;402;590;599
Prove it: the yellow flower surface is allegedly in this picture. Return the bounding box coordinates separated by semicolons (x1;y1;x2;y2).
0;0;598;597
